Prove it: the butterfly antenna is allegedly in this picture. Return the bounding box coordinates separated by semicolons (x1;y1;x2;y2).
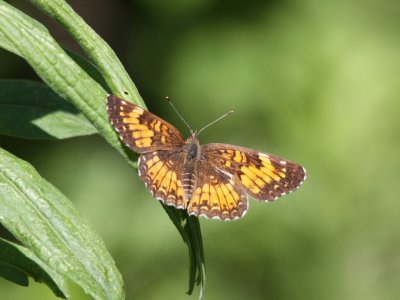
165;96;194;135
196;110;234;136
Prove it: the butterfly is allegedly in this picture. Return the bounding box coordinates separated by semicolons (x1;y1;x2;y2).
106;95;306;221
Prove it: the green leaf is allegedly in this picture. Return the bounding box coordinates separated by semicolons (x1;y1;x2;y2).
0;236;66;297
29;0;145;107
0;29;20;55
0;147;125;299
0;0;131;164
162;206;206;298
0;263;28;287
0;80;97;139
63;48;109;92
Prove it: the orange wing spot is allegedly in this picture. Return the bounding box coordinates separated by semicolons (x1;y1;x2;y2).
168;172;177;193
160;125;171;135
177;180;185;198
129;124;149;131
200;191;210;204
254;177;267;188
159;171;175;196
220;184;235;209
133;130;154;138
209;185;218;204
261;160;276;171
240;174;261;194
248;165;271;183
123;117;139;124
146;156;160;168
147;160;163;176
241;166;266;188
226;183;240;201
161;136;166;144
154;164;168;186
225;160;232;168
209;184;217;195
154;121;161;132
215;184;228;209
260;167;280;181
159;170;173;193
234;151;243;163
191;187;202;203
278;172;286;178
135;137;152;147
241;166;257;180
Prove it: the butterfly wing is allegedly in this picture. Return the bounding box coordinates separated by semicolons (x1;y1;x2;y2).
107;95;187;207
201;143;306;201
138;150;187;208
187;160;248;220
106;95;185;153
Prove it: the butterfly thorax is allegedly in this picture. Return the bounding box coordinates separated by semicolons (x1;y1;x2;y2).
182;136;200;200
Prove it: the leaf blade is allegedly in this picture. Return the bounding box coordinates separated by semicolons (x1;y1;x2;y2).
0;147;124;300
0;1;131;163
0;80;97;139
0;236;67;298
29;0;145;106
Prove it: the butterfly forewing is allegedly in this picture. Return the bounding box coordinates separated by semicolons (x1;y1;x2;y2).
106;95;185;153
201;143;306;201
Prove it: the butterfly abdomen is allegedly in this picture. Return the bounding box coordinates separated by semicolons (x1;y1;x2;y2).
182;171;196;200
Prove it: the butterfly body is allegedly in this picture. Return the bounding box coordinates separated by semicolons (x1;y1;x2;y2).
107;95;306;221
181;136;199;200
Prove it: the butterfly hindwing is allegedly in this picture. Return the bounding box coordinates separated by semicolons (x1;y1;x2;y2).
187;160;248;220
106;95;185;153
138;150;187;208
202;143;306;201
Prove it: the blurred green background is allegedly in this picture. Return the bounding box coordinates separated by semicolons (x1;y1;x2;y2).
1;0;400;299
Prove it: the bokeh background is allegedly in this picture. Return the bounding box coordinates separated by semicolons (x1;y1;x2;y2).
1;0;400;299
